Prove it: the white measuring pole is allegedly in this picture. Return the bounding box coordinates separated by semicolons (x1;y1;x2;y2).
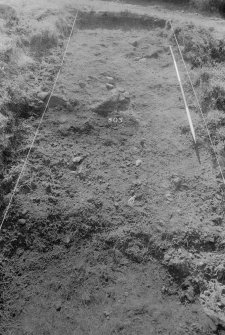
169;45;196;144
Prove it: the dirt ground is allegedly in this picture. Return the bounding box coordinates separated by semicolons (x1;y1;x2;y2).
1;1;225;334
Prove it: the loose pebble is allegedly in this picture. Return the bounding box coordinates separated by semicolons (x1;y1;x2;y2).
106;76;114;84
135;159;142;167
106;83;114;90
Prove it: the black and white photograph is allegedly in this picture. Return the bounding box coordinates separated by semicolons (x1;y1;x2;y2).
0;0;225;334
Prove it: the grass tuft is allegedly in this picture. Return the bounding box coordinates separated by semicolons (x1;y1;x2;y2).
30;26;58;53
171;25;225;68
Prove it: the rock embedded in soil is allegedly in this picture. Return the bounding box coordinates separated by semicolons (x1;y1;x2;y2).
72;156;83;164
17;249;24;256
48;94;70;109
140;139;146;147
131;40;138;47
106;83;114;90
145;50;160;59
79;82;86;88
55;300;62;311
37;91;50;101
119;95;126;103
123;91;130;99
135;159;142;167
18;219;26;225
103;310;111;318
106;76;114;84
91;90;120;116
64;235;72;247
21;209;28;216
69;156;84;171
165;193;173;201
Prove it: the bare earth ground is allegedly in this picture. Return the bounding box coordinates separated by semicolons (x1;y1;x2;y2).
1;1;225;334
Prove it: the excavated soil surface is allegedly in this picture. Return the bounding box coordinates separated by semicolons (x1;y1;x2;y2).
1;5;225;335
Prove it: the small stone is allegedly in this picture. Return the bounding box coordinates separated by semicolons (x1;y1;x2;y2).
106;76;114;84
79;82;86;88
69;156;84;170
165;193;173;201
161;285;167;294
17;248;24;256
173;176;182;190
66;102;73;111
205;235;215;243
128;195;136;206
216;194;222;200
135;159;142;167
81;292;91;304
145;50;160;59
72;156;83;164
64;235;71;246
219;299;225;307
118;87;125;93
91;91;120;116
114;202;119;209
131;41;138;47
123;91;130;99
55;300;62;311
18;219;26;225
140;139;145;147
132;179;142;186
49;94;67;108
134;57;142;61
103;310;110;317
37;91;50;101
119;95;126;102
185;287;195;302
106;83;114;90
21;209;28;216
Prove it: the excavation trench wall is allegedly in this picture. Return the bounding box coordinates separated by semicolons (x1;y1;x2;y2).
76;10;167;30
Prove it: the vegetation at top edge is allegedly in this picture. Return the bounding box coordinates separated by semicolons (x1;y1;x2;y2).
190;0;225;13
154;0;225;15
169;24;225;68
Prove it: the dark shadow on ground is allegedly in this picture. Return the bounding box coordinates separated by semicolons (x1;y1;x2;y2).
103;0;224;18
103;0;190;10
